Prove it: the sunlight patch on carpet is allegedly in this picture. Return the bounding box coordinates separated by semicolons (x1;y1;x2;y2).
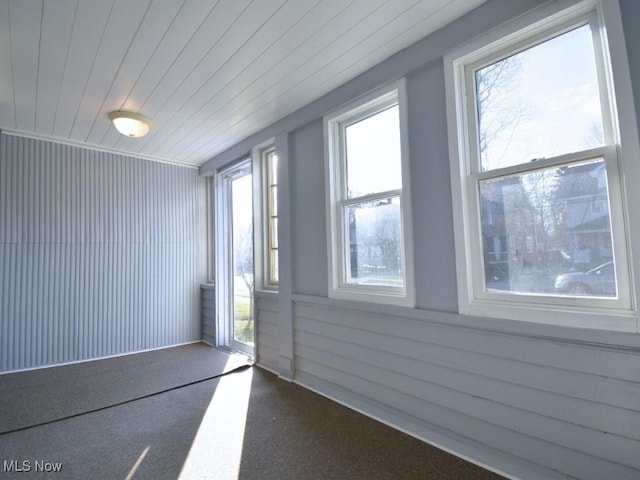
178;367;253;479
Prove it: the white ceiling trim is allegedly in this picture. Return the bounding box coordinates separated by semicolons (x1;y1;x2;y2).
0;128;199;169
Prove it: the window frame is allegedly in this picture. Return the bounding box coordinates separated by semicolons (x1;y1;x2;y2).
445;0;639;331
324;80;415;306
252;140;279;292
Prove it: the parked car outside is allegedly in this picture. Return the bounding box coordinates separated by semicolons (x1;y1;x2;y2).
554;261;616;296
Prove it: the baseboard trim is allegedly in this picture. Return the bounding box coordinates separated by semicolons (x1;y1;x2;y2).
0;340;204;375
255;362;294;382
293;371;564;480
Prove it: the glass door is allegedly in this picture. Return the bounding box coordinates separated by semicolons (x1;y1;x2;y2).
216;160;254;356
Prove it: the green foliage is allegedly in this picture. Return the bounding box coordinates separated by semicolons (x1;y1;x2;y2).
234;295;254;344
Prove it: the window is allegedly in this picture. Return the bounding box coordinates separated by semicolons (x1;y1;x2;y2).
253;142;279;290
324;81;414;305
265;148;279;286
446;1;637;329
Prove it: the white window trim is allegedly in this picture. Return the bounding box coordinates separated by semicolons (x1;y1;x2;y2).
444;0;640;332
252;139;278;292
324;79;415;307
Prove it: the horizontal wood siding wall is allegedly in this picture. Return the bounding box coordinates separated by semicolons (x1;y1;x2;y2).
0;133;208;371
255;292;279;373
292;298;640;479
201;285;216;346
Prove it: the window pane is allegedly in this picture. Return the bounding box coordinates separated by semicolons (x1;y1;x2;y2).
345;105;401;197
270;185;278;216
479;159;616;297
231;173;254;344
269;218;278;249
345;196;403;286
269;153;278;184
476;24;604;171
269;250;279;284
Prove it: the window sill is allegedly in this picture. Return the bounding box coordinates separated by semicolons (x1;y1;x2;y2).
462;299;638;333
329;287;415;308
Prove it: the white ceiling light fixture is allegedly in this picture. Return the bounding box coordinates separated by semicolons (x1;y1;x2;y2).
108;111;152;138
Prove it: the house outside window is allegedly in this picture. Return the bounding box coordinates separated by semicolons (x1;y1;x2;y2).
445;0;637;330
324;80;414;306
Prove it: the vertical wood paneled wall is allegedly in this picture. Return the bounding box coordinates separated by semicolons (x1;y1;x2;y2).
0;133;208;372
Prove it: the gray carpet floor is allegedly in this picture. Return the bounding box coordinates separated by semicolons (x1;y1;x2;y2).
0;342;250;434
0;343;507;479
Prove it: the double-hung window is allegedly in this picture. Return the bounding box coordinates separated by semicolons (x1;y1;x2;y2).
446;0;638;330
324;80;414;306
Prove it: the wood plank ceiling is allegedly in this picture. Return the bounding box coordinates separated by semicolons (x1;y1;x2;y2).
0;0;485;167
